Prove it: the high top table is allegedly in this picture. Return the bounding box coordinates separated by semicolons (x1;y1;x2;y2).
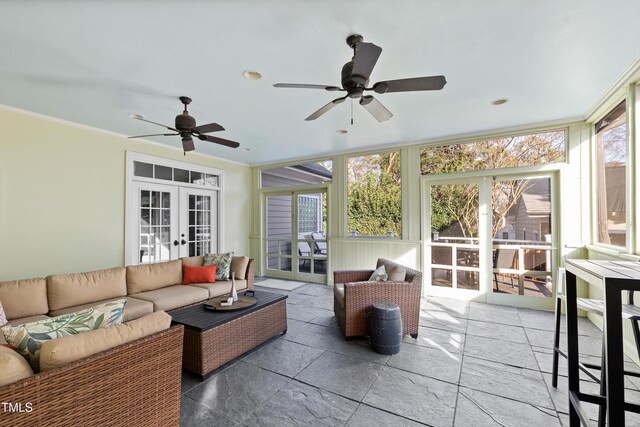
565;259;640;426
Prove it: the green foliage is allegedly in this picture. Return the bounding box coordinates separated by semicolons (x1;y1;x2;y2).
347;153;401;236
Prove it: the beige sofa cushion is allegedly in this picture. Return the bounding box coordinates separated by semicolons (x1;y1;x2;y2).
48;296;153;323
333;284;345;308
47;266;127;311
231;256;250;280
181;256;204;267
0;278;48;320
126;260;182;294
130;285;208;311
0;345;34;386
39;311;172;372
190;279;247;298
6;314;51;327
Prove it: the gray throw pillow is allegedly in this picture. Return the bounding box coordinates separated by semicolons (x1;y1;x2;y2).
387;265;407;282
368;265;388;282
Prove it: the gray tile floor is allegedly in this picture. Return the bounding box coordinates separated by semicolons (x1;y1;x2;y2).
180;283;640;426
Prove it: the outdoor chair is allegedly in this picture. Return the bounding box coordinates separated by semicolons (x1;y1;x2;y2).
298;234;312;268
551;267;640;425
493;248;518;291
333;258;422;339
311;232;327;255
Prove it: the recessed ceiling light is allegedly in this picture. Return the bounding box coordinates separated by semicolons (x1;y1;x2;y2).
491;98;509;105
242;70;262;80
243;147;252;151
336;129;348;134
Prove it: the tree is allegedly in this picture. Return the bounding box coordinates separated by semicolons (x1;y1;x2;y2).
423;131;563;238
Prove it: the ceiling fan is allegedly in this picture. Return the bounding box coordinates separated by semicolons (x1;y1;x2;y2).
274;34;447;122
129;96;240;153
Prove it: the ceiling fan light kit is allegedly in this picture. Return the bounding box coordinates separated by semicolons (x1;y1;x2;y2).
128;96;240;154
274;34;447;122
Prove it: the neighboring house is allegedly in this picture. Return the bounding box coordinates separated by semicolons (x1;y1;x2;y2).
510;178;551;243
263;164;332;270
603;163;626;246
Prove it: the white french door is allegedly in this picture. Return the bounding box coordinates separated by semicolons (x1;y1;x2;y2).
423;172;557;309
264;189;328;284
129;182;218;265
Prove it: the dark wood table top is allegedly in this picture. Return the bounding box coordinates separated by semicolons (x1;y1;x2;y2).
170;290;287;332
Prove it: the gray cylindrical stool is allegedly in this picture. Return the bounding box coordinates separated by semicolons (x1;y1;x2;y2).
369;303;403;355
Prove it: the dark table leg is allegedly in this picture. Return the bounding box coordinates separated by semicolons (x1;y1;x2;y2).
604;280;625;426
565;270;580;426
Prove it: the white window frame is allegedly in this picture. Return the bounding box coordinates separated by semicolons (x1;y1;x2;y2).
125;151;224;265
590;95;634;254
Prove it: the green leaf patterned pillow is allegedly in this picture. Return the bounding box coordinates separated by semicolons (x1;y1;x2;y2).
203;252;234;280
1;299;126;371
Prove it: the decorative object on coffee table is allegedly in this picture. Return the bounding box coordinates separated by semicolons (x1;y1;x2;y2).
369;303;402;355
204;292;258;311
230;272;238;302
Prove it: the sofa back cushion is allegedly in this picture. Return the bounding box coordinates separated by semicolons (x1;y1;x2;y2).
126;260;182;294
231;256;250;280
47;267;127;311
39;311;172;372
0;278;48;320
0;345;34;387
181;256;204;267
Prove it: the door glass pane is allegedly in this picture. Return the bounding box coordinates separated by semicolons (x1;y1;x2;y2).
187;194;213;257
139;190;172;264
297;192;327;275
429;183;479;291
492;177;553;297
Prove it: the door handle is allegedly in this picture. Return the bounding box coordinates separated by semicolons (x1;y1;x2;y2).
173;240;180;246
181;239;187;245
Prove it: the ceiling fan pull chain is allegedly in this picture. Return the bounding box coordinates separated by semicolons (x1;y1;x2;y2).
351;98;354;125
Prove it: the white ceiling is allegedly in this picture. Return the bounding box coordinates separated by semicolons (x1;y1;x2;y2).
1;0;639;165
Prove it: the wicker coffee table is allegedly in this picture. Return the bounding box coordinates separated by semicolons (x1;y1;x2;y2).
170;290;287;379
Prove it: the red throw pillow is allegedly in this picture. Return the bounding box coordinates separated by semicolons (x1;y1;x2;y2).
183;265;216;285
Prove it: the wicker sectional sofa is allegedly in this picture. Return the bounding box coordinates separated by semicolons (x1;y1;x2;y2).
0;255;254;427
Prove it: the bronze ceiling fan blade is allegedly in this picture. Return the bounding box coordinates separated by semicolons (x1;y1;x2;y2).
129;114;178;132
360;95;393;122
128;133;178;139
198;134;240;148
193;122;225;133
305;96;347;121
372;75;447;94
274;83;342;91
351;42;382;84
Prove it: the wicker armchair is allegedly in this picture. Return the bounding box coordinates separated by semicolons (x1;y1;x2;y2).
333;258;422;339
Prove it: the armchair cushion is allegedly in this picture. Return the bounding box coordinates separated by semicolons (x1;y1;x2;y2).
333;284;345;308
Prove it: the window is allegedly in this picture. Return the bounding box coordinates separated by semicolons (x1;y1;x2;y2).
347;152;401;237
261;161;332;188
595;101;627;247
298;195;321;233
420;130;565;175
134;161;220;188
